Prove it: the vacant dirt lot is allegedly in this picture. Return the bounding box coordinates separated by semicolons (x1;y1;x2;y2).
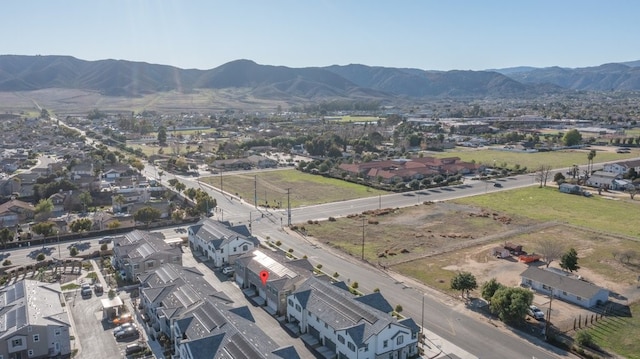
305;201;640;332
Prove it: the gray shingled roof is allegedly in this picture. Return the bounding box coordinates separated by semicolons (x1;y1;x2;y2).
140;264;231;321
520;267;609;298
190;218;257;249
0;280;70;340
293;276;411;345
178;298;299;359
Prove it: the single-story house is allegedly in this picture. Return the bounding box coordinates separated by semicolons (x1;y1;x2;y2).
520;267;609;308
585;171;620;189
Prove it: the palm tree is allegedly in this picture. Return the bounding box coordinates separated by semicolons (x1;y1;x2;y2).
587;150;596;176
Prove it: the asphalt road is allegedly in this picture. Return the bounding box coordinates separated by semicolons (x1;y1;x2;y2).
143;167;564;359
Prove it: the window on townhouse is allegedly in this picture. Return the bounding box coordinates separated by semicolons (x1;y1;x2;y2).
12;338;23;347
295;304;301;312
221;248;224;253
242;245;248;251
54;328;61;336
338;335;345;344
383;340;388;348
288;299;294;306
133;264;140;269
364;344;369;352
233;247;237;252
28;350;34;357
324;323;328;329
33;334;39;342
397;336;404;345
348;342;355;351
147;261;154;268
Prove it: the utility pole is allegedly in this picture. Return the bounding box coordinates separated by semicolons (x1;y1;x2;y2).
220;172;223;195
361;217;366;260
378;194;381;209
421;295;425;349
254;175;257;208
545;287;553;341
286;188;291;226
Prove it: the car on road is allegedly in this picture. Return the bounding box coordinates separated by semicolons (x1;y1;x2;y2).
528;305;545;320
114;327;139;341
222;266;235;275
99;236;114;244
493;182;503;188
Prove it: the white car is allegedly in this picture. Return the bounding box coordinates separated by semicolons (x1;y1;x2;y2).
222;266;235;275
528;305;545;320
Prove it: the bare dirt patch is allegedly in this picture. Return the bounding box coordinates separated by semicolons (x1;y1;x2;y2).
305;202;640;305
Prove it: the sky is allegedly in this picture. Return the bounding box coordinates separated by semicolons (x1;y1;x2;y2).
3;0;640;71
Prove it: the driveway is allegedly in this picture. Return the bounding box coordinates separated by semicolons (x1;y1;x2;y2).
181;248;314;357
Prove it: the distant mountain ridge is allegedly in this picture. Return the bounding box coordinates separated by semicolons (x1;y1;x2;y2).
1;55;639;102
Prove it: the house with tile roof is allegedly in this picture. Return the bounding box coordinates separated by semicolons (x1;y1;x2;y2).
287;276;419;359
138;264;232;339
112;230;182;281
520;267;609;308
187;219;258;268
0;280;71;359
172;297;299;359
234;249;314;315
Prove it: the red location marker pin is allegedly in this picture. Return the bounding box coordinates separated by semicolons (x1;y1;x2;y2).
259;270;269;286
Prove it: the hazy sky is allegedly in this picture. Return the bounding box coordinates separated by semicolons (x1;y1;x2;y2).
4;0;639;71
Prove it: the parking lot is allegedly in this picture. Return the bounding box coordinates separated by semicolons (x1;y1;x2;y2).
66;283;145;359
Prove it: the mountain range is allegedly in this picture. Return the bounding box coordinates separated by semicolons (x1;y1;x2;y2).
1;55;640;103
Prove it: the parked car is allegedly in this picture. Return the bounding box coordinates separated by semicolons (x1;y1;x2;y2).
94;283;104;295
113;322;136;336
493;182;503;188
125;342;145;355
113;313;133;325
115;327;139;340
222;266;235;275
80;283;92;298
528;305;545;320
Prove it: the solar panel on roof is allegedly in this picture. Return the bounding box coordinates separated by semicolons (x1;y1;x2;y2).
193;305;226;332
6;310;16;329
312;285;378;324
225;334;262;359
15;282;24;300
16;306;26;328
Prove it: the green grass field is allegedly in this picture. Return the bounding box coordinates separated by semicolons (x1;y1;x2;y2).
326;115;382;123
431;147;640;170
585;301;640;359
453;186;640;237
200;169;388;207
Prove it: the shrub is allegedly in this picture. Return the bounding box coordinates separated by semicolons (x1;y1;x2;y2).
373;288;380;293
36;253;45;261
395;304;403;313
288;248;294;253
328;217;336;222
100;244;108;251
574;330;594;348
351;281;358;289
316;264;323;269
2;259;11;266
70;247;78;256
333;272;339;278
307;219;313;224
275;240;282;246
